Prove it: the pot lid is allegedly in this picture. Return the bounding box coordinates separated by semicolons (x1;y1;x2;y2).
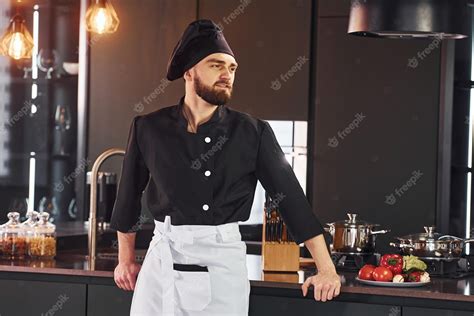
347;0;469;40
328;213;379;228
398;226;461;242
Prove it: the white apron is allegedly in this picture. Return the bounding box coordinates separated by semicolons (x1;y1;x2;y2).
130;215;251;316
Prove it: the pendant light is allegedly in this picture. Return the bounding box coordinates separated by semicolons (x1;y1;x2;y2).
85;0;120;35
0;14;34;60
348;0;469;39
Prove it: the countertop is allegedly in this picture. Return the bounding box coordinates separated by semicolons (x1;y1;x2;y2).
0;252;474;306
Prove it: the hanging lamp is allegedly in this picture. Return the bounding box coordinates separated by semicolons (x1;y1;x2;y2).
85;0;120;34
0;14;34;60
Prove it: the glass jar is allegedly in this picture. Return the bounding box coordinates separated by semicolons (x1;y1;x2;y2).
2;212;27;259
20;211;39;257
0;221;5;257
29;212;56;259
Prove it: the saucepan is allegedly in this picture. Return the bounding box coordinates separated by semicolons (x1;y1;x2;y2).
390;226;474;259
325;213;390;254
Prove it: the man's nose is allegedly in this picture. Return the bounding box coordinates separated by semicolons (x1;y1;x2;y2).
220;68;232;80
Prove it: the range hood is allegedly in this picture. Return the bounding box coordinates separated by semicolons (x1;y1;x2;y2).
348;0;469;39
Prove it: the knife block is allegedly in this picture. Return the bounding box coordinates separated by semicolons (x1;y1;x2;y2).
261;212;300;272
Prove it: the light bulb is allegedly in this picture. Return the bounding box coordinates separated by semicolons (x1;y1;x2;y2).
0;15;34;60
85;0;120;34
92;8;109;34
9;32;27;60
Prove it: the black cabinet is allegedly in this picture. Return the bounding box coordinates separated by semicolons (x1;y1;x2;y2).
87;285;133;316
199;0;312;120
404;307;474;316
0;279;86;316
249;294;400;316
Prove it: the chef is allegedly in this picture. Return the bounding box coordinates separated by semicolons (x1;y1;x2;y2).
111;19;341;316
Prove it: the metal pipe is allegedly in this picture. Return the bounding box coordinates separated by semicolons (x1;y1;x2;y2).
88;148;125;265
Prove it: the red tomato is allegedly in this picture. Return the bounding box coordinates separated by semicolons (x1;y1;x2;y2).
373;266;393;282
358;264;376;280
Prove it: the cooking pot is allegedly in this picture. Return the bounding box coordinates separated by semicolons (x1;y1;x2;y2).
326;213;390;254
390;226;474;259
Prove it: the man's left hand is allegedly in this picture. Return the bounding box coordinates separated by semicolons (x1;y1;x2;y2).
301;270;341;302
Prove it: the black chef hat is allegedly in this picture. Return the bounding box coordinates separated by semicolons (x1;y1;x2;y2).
166;19;235;81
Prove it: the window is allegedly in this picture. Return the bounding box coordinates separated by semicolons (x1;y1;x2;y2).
239;120;308;225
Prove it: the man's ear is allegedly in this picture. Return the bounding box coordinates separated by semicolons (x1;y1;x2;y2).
183;69;192;82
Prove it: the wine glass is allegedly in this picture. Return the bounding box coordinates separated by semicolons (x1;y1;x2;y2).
37;49;60;79
8;197;28;214
54;104;71;131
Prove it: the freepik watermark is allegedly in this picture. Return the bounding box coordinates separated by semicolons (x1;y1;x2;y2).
133;78;171;113
216;0;253;31
53;158;92;192
385;170;423;205
75;33;104;54
191;135;229;170
0;100;34;134
267;192;286;209
112;214;149;249
271;56;309;91
327;113;366;148
41;294;69;316
407;34;443;69
388;306;401;316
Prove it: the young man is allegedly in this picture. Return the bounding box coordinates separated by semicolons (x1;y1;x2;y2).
111;19;340;316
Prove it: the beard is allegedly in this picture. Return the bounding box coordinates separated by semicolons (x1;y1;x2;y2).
194;75;233;106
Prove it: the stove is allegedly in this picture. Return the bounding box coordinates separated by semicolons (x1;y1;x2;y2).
420;255;474;278
330;252;380;272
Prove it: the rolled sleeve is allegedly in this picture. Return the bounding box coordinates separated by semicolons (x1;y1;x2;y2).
110;116;150;232
255;121;324;244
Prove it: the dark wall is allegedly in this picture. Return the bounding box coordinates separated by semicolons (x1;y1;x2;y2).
88;0;196;175
199;0;312;120
313;0;447;252
89;0;316;168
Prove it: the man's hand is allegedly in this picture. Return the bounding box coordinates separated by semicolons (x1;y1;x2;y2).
114;231;140;290
302;234;342;302
301;270;341;302
114;261;142;291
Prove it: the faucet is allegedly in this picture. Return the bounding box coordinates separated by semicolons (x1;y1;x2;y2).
88;148;125;262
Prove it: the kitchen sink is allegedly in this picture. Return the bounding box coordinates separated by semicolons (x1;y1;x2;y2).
96;251;146;262
57;248;147;263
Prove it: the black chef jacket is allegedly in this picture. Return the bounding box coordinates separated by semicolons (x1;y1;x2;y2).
110;96;325;244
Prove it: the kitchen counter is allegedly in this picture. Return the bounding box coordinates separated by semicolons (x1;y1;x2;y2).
0;251;474;315
0;253;473;302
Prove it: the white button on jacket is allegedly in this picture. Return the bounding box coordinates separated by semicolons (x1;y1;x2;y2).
110;96;326;245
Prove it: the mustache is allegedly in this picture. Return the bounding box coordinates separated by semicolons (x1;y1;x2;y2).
214;81;232;87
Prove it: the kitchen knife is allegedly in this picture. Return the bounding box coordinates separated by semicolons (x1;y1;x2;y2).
275;213;281;243
282;222;287;242
278;214;283;243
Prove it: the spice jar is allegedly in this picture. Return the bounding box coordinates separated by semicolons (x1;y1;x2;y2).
0;220;5;257
2;212;27;259
20;211;39;257
29;212;56;259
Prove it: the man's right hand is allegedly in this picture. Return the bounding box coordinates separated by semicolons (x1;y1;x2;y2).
114;261;141;291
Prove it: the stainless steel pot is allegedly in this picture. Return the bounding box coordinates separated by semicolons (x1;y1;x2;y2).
326;213;390;254
390;226;474;259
